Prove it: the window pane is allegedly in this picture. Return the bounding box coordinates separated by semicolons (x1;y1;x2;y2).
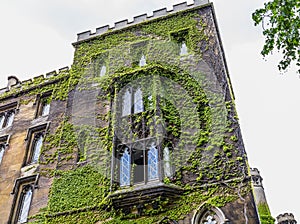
134;88;143;113
180;42;188;55
133;149;145;183
18;187;33;223
202;215;217;224
148;144;158;180
41;103;50;116
100;65;106;77
0;114;4;128
139;55;146;67
120;148;130;186
0;144;4;164
163;147;172;177
31;134;43;163
5;111;15;127
122;89;131;116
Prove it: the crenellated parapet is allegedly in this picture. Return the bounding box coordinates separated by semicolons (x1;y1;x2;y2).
277;213;297;224
75;0;209;43
0;66;69;98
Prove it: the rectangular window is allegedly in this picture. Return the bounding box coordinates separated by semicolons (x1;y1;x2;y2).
35;93;52;118
23;124;49;166
117;141;159;186
0;135;9;166
9;175;38;224
0;102;17;130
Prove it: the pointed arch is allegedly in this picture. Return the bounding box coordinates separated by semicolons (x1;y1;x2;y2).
192;203;228;224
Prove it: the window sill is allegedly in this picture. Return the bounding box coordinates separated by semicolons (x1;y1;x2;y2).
109;182;183;211
21;163;39;177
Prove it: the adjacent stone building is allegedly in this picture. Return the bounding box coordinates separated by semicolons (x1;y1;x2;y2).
0;1;296;223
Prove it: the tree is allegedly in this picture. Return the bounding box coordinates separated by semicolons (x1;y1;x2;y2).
252;0;300;73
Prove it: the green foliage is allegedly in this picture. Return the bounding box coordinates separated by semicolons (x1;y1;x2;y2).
257;203;275;224
48;166;110;213
252;0;300;73
25;5;251;224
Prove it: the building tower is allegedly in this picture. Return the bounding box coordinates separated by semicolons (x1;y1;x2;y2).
277;213;297;224
3;0;298;223
250;168;275;223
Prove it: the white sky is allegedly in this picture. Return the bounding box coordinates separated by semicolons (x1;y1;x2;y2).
0;0;299;220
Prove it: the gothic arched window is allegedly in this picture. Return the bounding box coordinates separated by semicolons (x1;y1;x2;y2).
192;206;227;224
121;87;144;116
17;185;33;223
24;124;48;166
30;133;44;164
0;109;15;129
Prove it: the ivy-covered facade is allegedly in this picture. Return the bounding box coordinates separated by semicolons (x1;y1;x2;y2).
0;1;279;223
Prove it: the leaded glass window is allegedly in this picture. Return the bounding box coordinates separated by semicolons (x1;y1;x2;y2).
193;207;227;224
202;215;217;224
120;148;131;186
18;185;33;223
148;144;158;180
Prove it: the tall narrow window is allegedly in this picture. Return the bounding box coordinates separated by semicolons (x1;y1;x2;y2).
122;89;132;116
5;111;15;127
180;42;188;55
31;134;44;164
134;88;143;113
148;144;159;180
18;185;33;223
0;135;8;166
133;148;145;184
41;101;50;116
122;87;144;116
35;94;51;118
163;147;172;177
0;108;16;129
100;65;107;77
0;144;5;165
120;148;131;186
9;175;38;224
24;124;48;166
0;114;4;128
139;55;147;67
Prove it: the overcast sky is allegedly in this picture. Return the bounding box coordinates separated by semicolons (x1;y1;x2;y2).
0;0;299;220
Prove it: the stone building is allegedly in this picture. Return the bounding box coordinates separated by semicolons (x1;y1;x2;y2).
0;1;295;223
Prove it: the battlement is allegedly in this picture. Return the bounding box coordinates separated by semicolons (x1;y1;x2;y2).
0;66;69;97
74;0;209;43
277;213;297;224
250;167;261;176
